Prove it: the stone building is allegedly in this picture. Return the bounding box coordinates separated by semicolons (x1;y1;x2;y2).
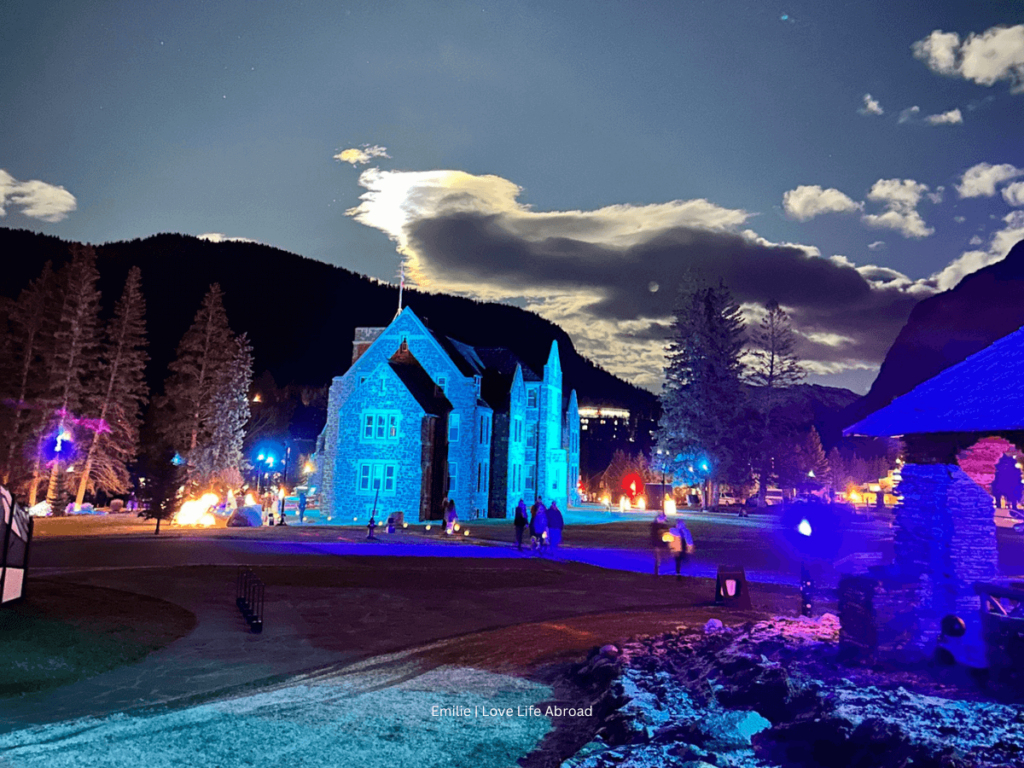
842;324;1024;663
313;307;580;521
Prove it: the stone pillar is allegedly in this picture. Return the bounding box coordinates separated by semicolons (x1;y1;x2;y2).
893;463;997;649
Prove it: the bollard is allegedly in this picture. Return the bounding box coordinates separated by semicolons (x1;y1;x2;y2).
714;565;752;609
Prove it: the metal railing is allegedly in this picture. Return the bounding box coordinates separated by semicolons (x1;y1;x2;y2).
236;567;264;633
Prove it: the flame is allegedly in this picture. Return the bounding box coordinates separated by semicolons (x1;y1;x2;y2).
174;493;220;526
637;496;647;510
244;493;256;506
664;498;676;515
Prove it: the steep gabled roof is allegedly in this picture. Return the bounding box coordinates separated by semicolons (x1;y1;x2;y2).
429;330;484;377
844;324;1024;437
388;343;453;416
475;347;541;382
481;368;515;411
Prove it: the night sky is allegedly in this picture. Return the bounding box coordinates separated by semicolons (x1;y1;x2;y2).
2;1;1022;393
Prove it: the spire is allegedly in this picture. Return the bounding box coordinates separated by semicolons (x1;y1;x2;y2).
394;261;405;321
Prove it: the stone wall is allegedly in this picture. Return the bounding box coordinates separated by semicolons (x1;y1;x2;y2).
840;461;997;662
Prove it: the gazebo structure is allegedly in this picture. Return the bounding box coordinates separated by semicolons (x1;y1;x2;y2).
841;325;1024;664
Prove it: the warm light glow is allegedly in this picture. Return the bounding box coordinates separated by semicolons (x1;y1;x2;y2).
664;498;676;515
661;532;674;543
244;493;256;506
425;525;432;531
174;493;220;526
463;529;470;536
304;462;315;474
253;393;262;403
601;495;610;506
619;496;630;512
636;496;647;510
849;490;862;503
403;522;408;528
454;523;461;531
798;518;813;537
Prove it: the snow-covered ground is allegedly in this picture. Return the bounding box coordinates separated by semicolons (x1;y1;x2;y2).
0;655;551;768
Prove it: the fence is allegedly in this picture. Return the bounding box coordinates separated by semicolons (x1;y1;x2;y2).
235;567;265;633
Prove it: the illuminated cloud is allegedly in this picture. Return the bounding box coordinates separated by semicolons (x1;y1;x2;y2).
345;167;934;388
334;145;390;166
1003;181;1024;207
782;185;862;221
928;211;1024;291
956;162;1024;198
858;93;884;116
867;241;886;252
0;169;77;222
197;232;257;243
862;178;934;238
924;108;963;125
913;25;1024;93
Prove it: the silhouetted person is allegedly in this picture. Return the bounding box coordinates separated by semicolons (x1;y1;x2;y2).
547;501;564;553
650;512;669;576
669;518;693;581
513;499;528;550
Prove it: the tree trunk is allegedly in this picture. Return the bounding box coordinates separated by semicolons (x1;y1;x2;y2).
155;515;161;535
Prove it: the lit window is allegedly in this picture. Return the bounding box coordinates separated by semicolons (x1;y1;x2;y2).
448;413;460;443
363;415;374;439
388;414;398;438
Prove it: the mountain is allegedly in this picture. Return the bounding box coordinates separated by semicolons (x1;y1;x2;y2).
847;238;1024;426
0;228;659;421
768;384;861;449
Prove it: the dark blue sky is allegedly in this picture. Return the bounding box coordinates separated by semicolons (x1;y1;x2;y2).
2;1;1022;392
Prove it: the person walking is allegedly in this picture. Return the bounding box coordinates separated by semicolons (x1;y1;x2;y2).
547;500;564;554
513;499;529;550
669;518;693;581
297;491;307;524
531;497;548;554
650;511;670;576
445;499;459;535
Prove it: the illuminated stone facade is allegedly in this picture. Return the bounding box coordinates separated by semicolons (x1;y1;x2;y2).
314;307;580;521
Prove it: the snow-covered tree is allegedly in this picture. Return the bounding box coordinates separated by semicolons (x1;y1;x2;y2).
41;246;103;508
73;267;149;504
191;333;252;491
657;279;747;501
156;284;252;492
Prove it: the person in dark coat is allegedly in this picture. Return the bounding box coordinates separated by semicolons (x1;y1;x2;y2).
547;501;564;553
530;497;548;553
650;512;670;576
513;499;529;550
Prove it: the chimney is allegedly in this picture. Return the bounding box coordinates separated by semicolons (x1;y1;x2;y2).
352;327;385;364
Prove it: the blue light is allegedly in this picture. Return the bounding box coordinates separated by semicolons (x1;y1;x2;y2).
257;453;265;461
701;461;709;471
171;452;185;466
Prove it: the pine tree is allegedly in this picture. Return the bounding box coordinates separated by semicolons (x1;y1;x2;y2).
657;278;747;503
39;246;103;509
747;299;804;505
0;262;58;491
191;333;253;491
73;267;149;504
157;284;235;466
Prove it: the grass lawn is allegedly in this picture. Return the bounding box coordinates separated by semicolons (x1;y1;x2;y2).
0;580;196;697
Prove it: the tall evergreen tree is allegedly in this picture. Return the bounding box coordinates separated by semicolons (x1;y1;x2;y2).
73;267;149;504
0;262;58;490
657;278;747;503
39;246;103;508
157;284;250;492
192;333;253;491
747;299;804;505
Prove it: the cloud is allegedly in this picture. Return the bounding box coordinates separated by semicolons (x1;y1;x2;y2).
346;167;936;390
913;25;1024;93
1003;181;1024;207
928;211;1024;291
334;145;390;166
956;162;1024;197
197;232;257;243
782;185;862;221
867;241;886;252
924;108;963;125
898;106;921;123
953;215;966;223
861;178;935;238
858;93;884;115
0;169;77;222
926;186;945;204
969;234;984;245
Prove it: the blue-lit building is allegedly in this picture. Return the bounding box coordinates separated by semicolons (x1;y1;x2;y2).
314;307;580;521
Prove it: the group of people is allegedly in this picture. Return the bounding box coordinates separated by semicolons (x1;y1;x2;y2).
512;496;564;554
650;511;694;579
